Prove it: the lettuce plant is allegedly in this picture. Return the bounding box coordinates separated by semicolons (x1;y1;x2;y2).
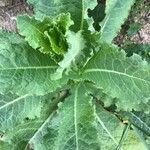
0;0;150;149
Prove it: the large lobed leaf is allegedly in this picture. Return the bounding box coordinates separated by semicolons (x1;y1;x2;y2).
0;84;100;150
0;91;55;150
39;84;101;150
0;93;49;133
82;44;150;111
0;31;67;95
101;0;135;43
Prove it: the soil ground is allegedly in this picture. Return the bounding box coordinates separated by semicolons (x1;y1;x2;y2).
0;0;32;31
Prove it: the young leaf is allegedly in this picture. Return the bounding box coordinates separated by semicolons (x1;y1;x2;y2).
27;0;97;31
17;15;52;53
52;31;86;79
52;29;101;79
0;31;67;95
101;0;135;43
82;44;150;111
17;14;73;56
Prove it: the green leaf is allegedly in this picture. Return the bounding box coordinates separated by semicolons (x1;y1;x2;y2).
127;23;142;36
52;31;85;79
30;94;145;150
96;106;146;150
17;15;52;53
17;14;73;56
0;83;147;149
0;31;67;95
43;83;100;150
52;29;101;79
101;0;135;43
33;101;147;150
27;0;97;31
34;84;100;150
0;90;59;149
0;84;101;150
0;89;65;150
0;118;50;150
0;93;47;133
123;43;150;63
122;111;150;136
82;44;150;111
1;116;57;150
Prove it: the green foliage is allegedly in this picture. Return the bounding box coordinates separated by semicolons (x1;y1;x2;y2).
17;13;73;58
121;111;150;136
101;0;135;43
123;43;150;62
27;0;97;32
127;23;142;36
0;0;149;149
82;44;150;112
0;31;67;95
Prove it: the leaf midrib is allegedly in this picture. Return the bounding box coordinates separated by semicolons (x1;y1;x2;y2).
74;85;79;150
0;66;57;70
0;94;29;110
96;114;124;150
84;68;149;83
27;112;55;149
